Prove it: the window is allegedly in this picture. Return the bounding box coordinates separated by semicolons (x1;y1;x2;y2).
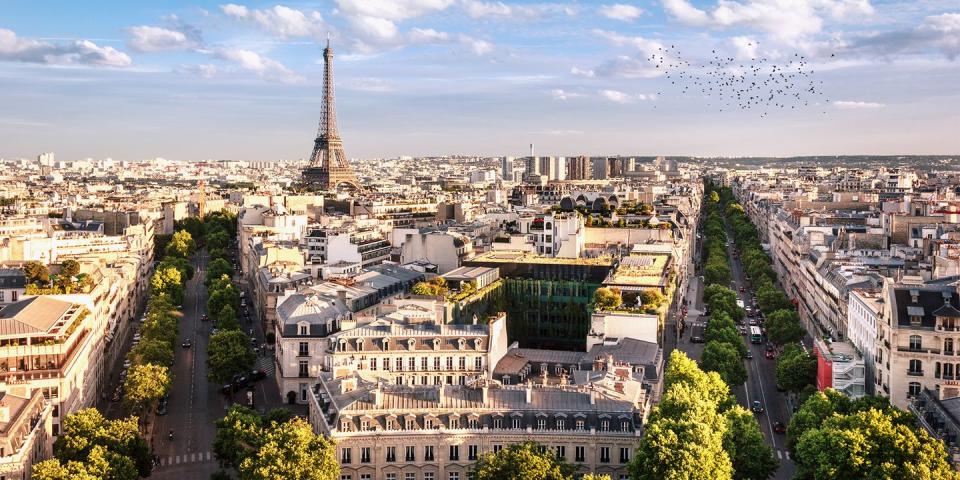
946;363;955;379
909;335;922;350
386;446;396;462
468;445;478;461
340;476;352;480
406;418;416;430
370;358;378;371
512;418;521;429
396;358;404;371
406;446;416;461
537;418;546;430
361;474;371;480
909;359;923;375
449;445;459;461
425;446;434;461
948;338;956;354
909;382;922;397
555;446;566;460
446;357;453;369
459;357;466;370
621;420;630;431
421;357;428;370
474;357;482;370
387;474;397;480
299;361;309;377
557;419;565;430
493;444;503;454
299;342;309;356
468;418;479;429
341;448;352;464
449;473;459;480
600;447;611;463
575;446;585;462
601;420;610;431
405;474;415;480
361;447;371;463
409;357;416;371
575;419;585;431
619;447;630;463
450;417;460;429
434;357;441;369
361;419;370;431
424;474;435;480
299;324;309;335
493;418;503;429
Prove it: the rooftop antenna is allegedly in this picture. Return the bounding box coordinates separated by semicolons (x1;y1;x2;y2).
326;32;330;48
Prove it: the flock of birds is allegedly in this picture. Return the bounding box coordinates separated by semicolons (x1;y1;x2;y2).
649;42;832;116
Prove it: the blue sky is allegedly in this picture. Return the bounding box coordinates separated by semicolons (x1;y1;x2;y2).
1;0;958;161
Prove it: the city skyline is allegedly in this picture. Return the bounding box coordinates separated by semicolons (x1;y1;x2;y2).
1;0;959;161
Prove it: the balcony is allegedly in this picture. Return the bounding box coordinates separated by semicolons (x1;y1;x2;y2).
897;346;941;355
907;370;925;377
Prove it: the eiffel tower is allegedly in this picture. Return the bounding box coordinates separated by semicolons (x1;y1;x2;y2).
302;37;360;190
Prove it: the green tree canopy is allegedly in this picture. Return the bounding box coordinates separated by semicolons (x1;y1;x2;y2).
705;264;733;286
206;258;235;286
165;229;196;258
640;288;667;308
60;259;81;277
631;417;733;480
206;229;230;252
151;266;184;306
214;406;338;480
158;256;194;281
766;309;805;346
217;304;239;331
723;406;778;480
706;325;747;357
23;260;50;285
701;341;747;387
776;344;817;392
471;441;577;480
123;363;171;411
208;330;255;384
709;190;721;203
128;337;174;367
52;409;152;479
593;287;623;311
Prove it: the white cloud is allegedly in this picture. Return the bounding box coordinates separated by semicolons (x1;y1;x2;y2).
176;63;218;78
336;0;455;22
460;0;577;20
661;0;874;43
409;27;450;43
220;4;325;38
213;47;303;83
0;28;131;67
599;89;656;103
589;30;666;78
923;12;960;59
460;34;493;55
570;67;595;77
127;26;195;52
834;100;885;109
599;4;644;22
730;35;759;59
550;89;584;100
847;12;960;60
592;29;662;53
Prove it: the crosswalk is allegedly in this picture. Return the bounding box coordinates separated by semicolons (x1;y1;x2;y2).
159;451;214;467
776;450;791;461
254;353;275;376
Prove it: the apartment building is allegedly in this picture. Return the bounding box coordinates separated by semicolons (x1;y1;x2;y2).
0;387;51;478
0;270;25;306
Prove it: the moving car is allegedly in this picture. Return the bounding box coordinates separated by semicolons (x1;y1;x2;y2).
249;369;267;381
745;350;753;359
765;349;776;359
201;314;209;322
751;401;764;414
181;338;192;348
691;336;705;344
773;421;787;434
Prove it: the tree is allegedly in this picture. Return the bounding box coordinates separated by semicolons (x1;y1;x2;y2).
218;304;239;330
663;351;733;409
159;256;194;281
208;284;240;318
709;191;721;203
166;230;196;258
208;330;255;384
766;310;805;346
631;417;733;480
705;263;732;286
582;475;612;480
128;338;174;367
706;325;747;357
724;407;778;480
206;229;230;252
593;287;623;311
214;406;338;480
640;288;667;308
756;283;791;314
411;277;448;296
794;408;958;480
207;258;235;286
701;341;747;387
23;260;50;285
60;259;81;277
52;409;152;479
776;344;817;392
123;363;171;411
151;266;184;306
471;441;577;480
32;445;113;480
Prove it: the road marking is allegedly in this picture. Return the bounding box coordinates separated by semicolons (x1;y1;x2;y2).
777;450;782;460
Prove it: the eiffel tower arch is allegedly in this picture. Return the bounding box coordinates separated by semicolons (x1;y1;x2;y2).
302;37;361;191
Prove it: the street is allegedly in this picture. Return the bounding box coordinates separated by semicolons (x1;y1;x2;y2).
665;215;797;479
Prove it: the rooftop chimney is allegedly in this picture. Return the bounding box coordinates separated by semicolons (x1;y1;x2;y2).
438;385;446;405
525;380;533;404
373;381;383;408
482;383;489;403
337;288;347;304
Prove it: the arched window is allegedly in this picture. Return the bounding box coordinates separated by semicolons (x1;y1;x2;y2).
908;382;922;397
545;222;552;230
909;335;922;350
909;359;923;375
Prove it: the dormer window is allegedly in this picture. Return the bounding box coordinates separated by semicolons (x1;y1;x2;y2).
910;289;919;303
458;338;466;350
433;338;441;350
356;338;364;351
407;338;416;350
298;323;309;336
474;338;483;350
382;338;390;351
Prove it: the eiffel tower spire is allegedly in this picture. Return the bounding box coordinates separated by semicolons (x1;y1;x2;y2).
303;35;359;190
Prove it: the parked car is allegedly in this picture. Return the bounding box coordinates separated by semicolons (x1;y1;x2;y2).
232;373;249;388
249;369;267;381
773;421;787;434
201;314;209;322
739;287;745;293
691;336;705;344
181;338;192;348
745;350;753;359
765;350;776;359
157;396;169;415
752;401;764;414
